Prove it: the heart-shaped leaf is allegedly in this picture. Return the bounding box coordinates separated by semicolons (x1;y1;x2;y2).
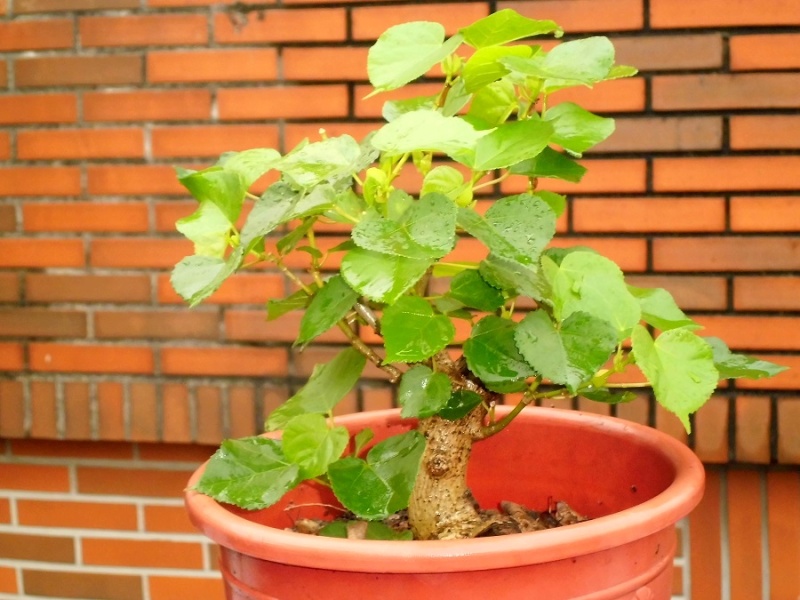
383;297;456;363
397;365;452;418
296;275;358;346
464;315;536;392
281;414;350;480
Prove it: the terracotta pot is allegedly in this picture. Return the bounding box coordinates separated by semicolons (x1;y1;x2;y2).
185;406;704;600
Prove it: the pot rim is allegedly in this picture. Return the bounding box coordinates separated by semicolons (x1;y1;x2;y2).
184;406;705;573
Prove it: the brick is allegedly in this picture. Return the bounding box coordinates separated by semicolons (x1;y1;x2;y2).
0;60;7;88
98;381;126;440
0;19;73;51
84;89;212;122
354;82;442;119
690;469;722;597
651;0;800;28
224;310;348;344
499;0;643;32
0;380;25;436
27;274;151;304
162;383;191;442
0;166;81;196
731;196;800;231
64;382;92;440
149;575;225;600
653;73;800;111
29;343;154;374
778;398;800;463
77;466;193;497
734;276;800;311
15;0;139;12
767;472;800;598
0;532;74;563
0;93;77;124
0;239;84;268
196;385;223;444
23;202;149;233
653;237;800;272
572;197;725;233
695;316;800;351
352;4;488;40
215;8;346;43
0;204;14;233
30;380;57;438
0;308;86;337
18;499;138;530
728;470;763;600
730;115;800;150
0;463;70;491
161;346;287;376
83;537;203;569
218;85;350;121
0;273;20;302
150;0;241;4
10;439;133;459
18;128;144;160
90;238;190;268
283;47;369;81
16;55;142;88
148;49;277;83
595;117;722;153
22;569;142;600
503;158;647;195
129;382;158;442
612;34;723;71
629;275;728;312
731;33;800;71
88;165;187;196
735;396;771;464
96;310;218;340
151;125;280;159
138;442;215;462
694;396;729;463
654;156;800;192
0;566;16;594
229;384;258;438
154;201;195;232
81;14;208;47
0;342;24;371
0;131;9;160
0;499;8;522
156;272;283;305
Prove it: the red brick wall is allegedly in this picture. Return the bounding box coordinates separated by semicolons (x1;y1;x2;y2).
0;0;799;598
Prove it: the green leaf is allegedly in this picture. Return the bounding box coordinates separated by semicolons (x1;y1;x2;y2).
368;21;463;93
397;365;452;418
514;310;617;393
463;315;536;392
439;389;483;420
353;428;374;455
267;287;314;321
542;251;641;340
458;194;556;265
544;102;615;157
367;430;426;514
328;457;393;520
170;246;246;307
319;520;413;541
178;167;246;224
341;248;431;304
479;253;544;300
240;183;299;247
628;285;700;332
580;387;637;404
267;348;366;431
282;414;350;480
472;118;553;170
467;79;517;128
218;148;281;187
509;146;587;184
705;337;788;380
371;109;485;163
296;276;358;346
421;166;472;207
176;201;233;258
460;9;563;48
447;269;505;311
383;95;438;122
461;45;534;93
279;135;363;189
194;437;302;510
632;325;719;433
382;297;455;363
441;77;472;117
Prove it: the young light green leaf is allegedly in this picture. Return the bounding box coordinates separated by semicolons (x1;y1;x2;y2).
279;135;363;189
463;315;536;393
239;183;299;246
267;348;366;431
461;45;534;93
421;166;472;207
628;285;700;332
328;457;393;520
632;325;719;433
541;36;616;90
382;95;438;122
441;77;472;117
367;430;426;514
176;201;233;258
281;414;350;480
397;365;452;418
217;148;281;187
514;310;617;393
353;428;375;456
171;246;246;307
341;248;431;304
509;147;587;185
467;79;517;128
439;389;483;421
447;269;505;311
319;520;414;541
705;337;788;380
296;275;358;347
382;297;455;363
194;437;302;510
368;22;463;93
460;9;562;48
543;102;615;157
472;118;553;170
178;167;246;224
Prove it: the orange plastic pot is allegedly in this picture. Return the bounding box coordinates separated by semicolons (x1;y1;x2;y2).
185;406;704;600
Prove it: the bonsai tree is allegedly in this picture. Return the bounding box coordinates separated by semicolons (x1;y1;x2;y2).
171;9;786;541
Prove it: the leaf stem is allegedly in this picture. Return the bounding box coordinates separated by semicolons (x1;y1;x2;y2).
479;386;570;438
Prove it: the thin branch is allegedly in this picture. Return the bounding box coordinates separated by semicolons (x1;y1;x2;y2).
479;387;570;439
336;320;402;383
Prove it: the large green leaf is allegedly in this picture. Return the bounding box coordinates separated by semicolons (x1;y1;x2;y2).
461;45;534;93
176;201;233;258
267;348;366;431
328;457;393;520
472;118;553;170
460;9;562;48
296;276;358;347
514;310;617;393
281;414;350;480
368;21;464;93
544;102;615;157
479;253;544;299
267;287;315;321
632;325;719;433
194;437;301;510
439;389;484;421
382;297;455;363
467;79;517;128
447;269;505;311
341;248;432;304
367;431;426;514
240;183;299;246
177;166;246;224
542;251;641;339
397;365;452;418
628;285;699;332
705;337;788;380
279;135;363;189
218;148;281;187
171;246;246;307
458;194;556;265
463;315;536;392
509;147;587;184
